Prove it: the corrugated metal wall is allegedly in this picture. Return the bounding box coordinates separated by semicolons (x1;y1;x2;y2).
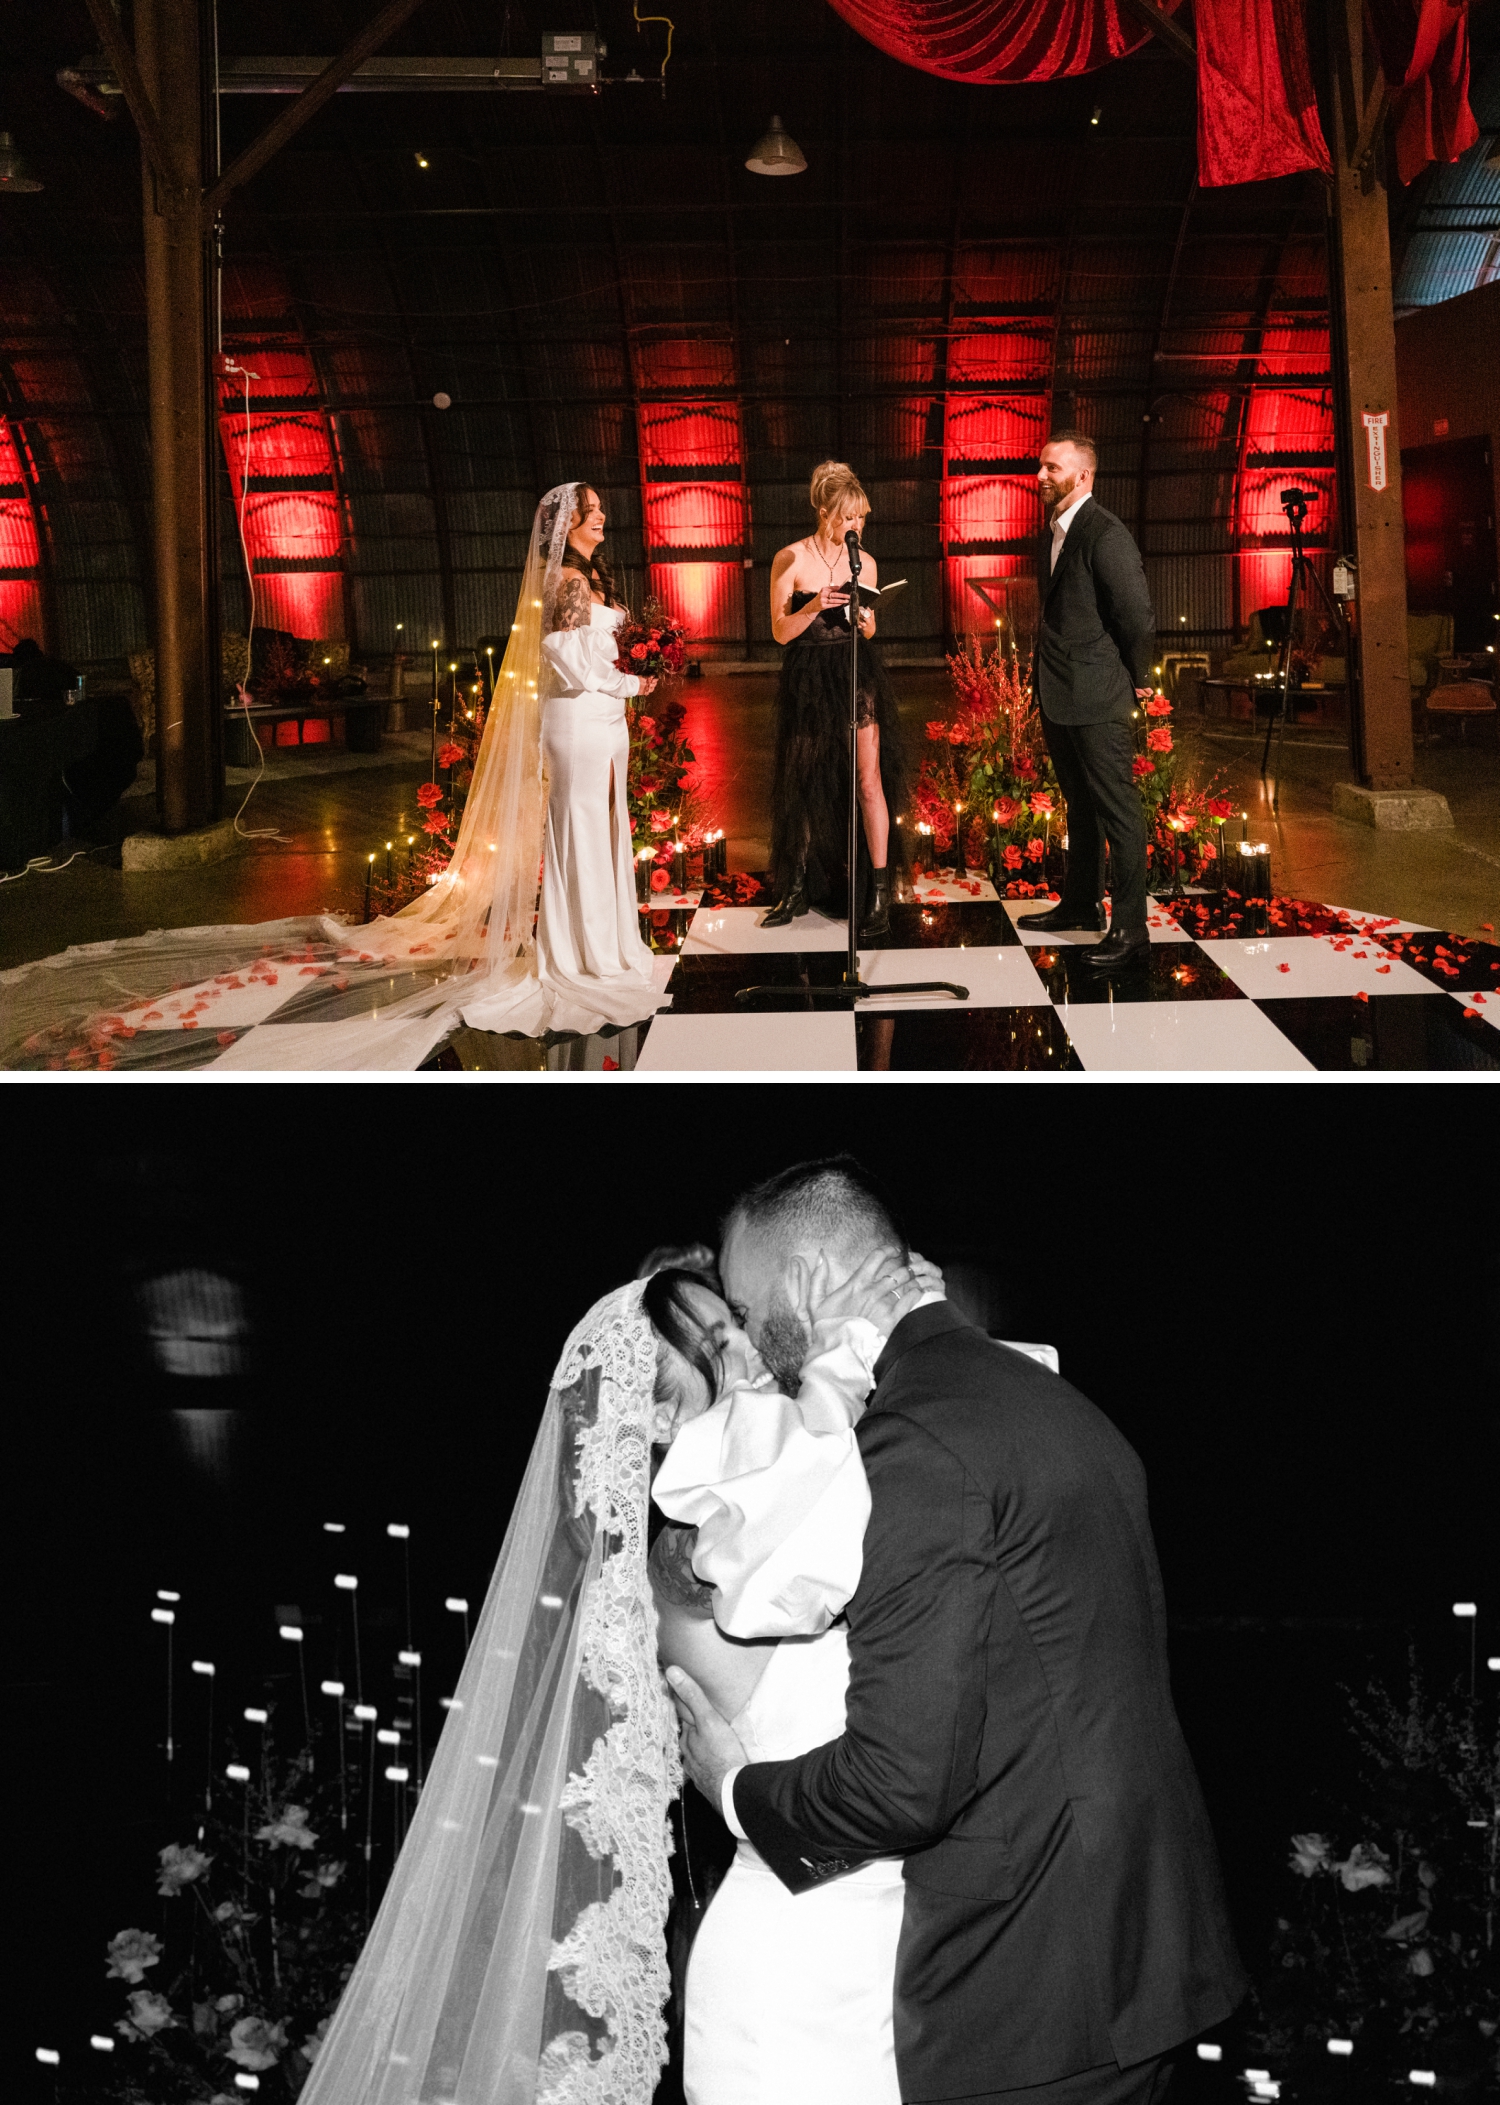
0;0;1361;673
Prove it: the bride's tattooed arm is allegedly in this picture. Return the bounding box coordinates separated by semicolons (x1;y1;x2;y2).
648;1523;716;1616
552;573;594;630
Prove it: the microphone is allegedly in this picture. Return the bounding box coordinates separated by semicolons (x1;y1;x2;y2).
844;529;862;576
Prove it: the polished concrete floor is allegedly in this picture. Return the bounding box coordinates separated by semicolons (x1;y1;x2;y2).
2;673;1496;988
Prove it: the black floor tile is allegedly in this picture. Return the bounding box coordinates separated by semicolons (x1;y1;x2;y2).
1366;931;1500;993
1254;993;1500;1071
879;900;1023;949
1026;939;1244;1005
854;1005;1082;1071
665;950;853;1014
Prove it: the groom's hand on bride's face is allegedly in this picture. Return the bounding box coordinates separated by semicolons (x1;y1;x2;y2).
665;1665;746;1807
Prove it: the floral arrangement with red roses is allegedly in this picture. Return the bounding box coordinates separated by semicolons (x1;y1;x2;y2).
614;595;690;686
912;640;1063;897
624;689;711;894
1127;690;1232;885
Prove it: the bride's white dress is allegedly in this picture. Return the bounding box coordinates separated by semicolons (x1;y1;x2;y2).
461;600;661;1037
684;1630;903;2105
653;1317;902;2105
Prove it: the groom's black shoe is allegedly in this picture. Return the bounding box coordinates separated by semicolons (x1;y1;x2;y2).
1016;901;1107;934
1084;924;1151;971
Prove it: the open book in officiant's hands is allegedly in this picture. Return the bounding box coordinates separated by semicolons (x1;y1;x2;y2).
841;576;909;620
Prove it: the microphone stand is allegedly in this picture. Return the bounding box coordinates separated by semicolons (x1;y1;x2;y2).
737;530;967;1012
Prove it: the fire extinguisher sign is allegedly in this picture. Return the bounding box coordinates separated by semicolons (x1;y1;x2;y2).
1362;411;1390;492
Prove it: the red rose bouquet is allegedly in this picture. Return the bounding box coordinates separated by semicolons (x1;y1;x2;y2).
614;595;690;684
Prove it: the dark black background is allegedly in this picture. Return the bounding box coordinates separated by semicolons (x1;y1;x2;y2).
6;1086;1496;2101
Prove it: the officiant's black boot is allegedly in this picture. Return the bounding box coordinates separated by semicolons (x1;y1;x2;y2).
761;859;810;927
857;866;891;940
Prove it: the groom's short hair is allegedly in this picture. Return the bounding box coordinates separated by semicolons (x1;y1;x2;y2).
727;1155;909;1266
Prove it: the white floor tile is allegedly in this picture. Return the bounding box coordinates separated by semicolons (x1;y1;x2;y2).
116;966;325;1032
1197;935;1433;999
636;1010;857;1072
859;944;1051;1008
682;906;849;955
1003;900;1194;946
904;875;1002;904
1060;999;1314;1072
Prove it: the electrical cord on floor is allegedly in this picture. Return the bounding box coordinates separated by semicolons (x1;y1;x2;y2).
0;844;107;885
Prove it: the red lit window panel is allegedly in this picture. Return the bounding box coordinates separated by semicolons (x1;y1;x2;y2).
0;422;44;650
644;483;746;552
1234;368;1336;626
647;561;742;647
218;346;345;641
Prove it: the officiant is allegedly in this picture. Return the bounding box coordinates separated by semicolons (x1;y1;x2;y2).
762;461;910;940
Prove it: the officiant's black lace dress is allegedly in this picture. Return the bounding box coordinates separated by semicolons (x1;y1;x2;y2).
769;591;910;914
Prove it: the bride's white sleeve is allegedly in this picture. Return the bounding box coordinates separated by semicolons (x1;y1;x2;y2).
651;1316;880;1641
541;626;641;699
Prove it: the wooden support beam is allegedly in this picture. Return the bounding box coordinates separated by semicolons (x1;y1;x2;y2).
201;0;431;221
1113;0;1197;69
1327;0;1414;789
1349;78;1389;171
80;0;177;196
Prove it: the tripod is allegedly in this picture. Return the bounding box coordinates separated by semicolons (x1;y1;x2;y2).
737;532;967;1011
1261;490;1342;813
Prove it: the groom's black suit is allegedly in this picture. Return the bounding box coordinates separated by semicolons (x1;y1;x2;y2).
732;1303;1245;2103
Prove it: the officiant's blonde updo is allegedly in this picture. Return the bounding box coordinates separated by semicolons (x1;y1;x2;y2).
809;460;871;525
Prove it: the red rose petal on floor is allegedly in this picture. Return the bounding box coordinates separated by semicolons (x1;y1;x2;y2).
217;1030;236;1047
602;1056;620;1070
1375;964;1390;974
1464;1007;1479;1019
181;1017;200;1029
1354;990;1369;1002
1473;993;1487;1004
1277;962;1290;973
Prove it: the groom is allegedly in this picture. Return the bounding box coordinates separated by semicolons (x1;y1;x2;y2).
669;1157;1245;2105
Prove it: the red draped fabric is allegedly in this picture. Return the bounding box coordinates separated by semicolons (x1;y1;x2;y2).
1195;0;1332;184
1366;0;1480;183
823;0;1174;82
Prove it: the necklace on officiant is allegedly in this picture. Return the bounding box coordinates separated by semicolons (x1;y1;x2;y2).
810;531;847;585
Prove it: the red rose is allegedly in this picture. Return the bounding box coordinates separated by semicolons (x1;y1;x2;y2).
437;743;463;769
994;796;1020;825
1145;696;1173;718
416;781;443;808
631;643;649;661
1002;844;1023;870
1207;796;1234;819
638;777;660;797
1015;754;1037;781
948;725;968;745
1029;793;1053;818
422;813;450;837
1146;727;1173;753
637;717;656;736
1132;756;1156;778
650;866;671;892
1025;836;1045;862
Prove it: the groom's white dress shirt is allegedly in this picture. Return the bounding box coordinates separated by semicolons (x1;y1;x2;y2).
1049;488;1091;573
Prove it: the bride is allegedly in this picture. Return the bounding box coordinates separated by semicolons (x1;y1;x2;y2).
294;1251;927;2105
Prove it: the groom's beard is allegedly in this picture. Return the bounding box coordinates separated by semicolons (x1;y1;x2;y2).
759;1295;810;1395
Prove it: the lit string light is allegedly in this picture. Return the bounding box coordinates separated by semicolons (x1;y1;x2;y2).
152;1598;177;1765
192;1660;216;1812
334;1573;363;1705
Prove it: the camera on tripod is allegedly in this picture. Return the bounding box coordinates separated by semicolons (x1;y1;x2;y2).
1279;487;1314;527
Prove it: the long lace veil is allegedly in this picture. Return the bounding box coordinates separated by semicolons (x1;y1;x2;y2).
354;480;584;976
298;1279;680;2105
0;484;585;1069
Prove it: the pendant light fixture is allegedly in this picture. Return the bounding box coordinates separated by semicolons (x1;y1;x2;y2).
745;115;806;176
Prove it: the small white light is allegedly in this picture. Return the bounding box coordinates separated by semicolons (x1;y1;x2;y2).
1328;2039;1354;2055
235;2077;261;2092
36;2048;60;2066
192;1660;215;1676
151;1608;175;1625
244;1707;268;1725
156;1589;181;1602
476;1754;498;1768
226;1763;251;1782
1409;2075;1437;2089
89;2034;115;2052
1196;2044;1222;2062
1488;1656;1500;1671
335;1574;358;1591
279;1625;303;1643
377;1729;401;1745
321;1679;345;1697
399;1650;422;1667
323;1522;346;1534
439;1696;463;1710
353;1703;377;1721
445;1597;469;1614
388;1523;410;1539
1251;2086;1280;2101
385;1765;410;1782
1245;2075;1270;2085
1453;1602;1477;1617
520;1801;543;1815
440;1818;463;1831
539;1594;564;1610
